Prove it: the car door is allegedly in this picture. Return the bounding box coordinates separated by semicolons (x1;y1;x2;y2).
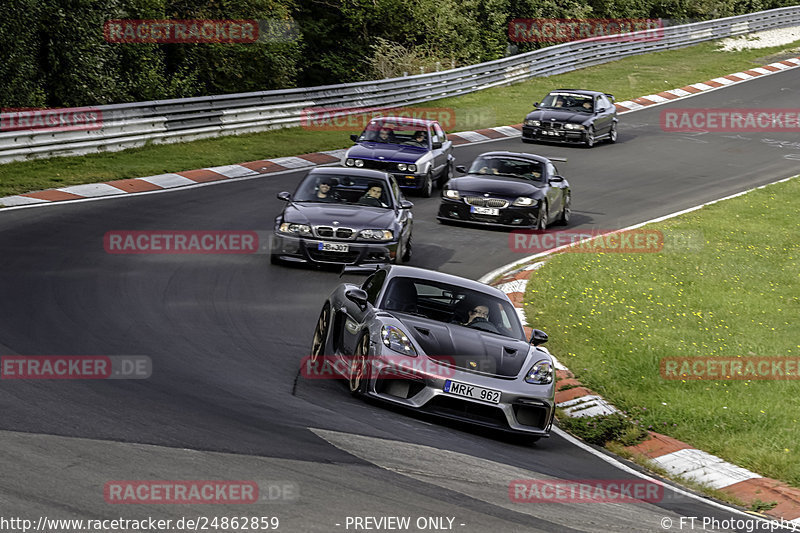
594;95;614;136
431;122;451;178
390;176;412;244
545;162;563;219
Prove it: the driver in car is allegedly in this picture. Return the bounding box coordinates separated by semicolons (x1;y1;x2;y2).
462;305;500;334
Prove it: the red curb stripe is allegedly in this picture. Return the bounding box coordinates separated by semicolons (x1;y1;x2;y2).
615;104;632;112
506;292;524;305
632;97;656;106
724;478;800;520
105;179;163;193
704;80;724;88
743;69;763;77
680;85;702;94
239;160;290;173
762;65;781;72
21;190;84;201
724;74;745;82
556;378;583;391
509;124;523;131
298;152;339;164
176;169;229;183
556;369;573;380
555;387;593;403
513;270;534;281
656;91;681;100
626;431;692;458
448;135;470;145
474;128;506;139
779;60;797;67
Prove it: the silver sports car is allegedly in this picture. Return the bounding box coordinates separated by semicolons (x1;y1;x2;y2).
308;265;556;440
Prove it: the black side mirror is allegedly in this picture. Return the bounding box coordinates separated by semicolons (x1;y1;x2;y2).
596;107;606;113
549;175;564;183
533;102;539;108
455;165;467;173
277;191;292;201
350;134;359;142
432;141;443;149
345;288;370;311
399;200;414;209
529;329;548;346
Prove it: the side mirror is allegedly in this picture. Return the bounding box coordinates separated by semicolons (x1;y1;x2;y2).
432;141;443;149
455;165;467;173
277;191;292;202
596;107;606;113
529;329;548;346
399;200;414;209
549;175;564;183
533;102;539;108
350;134;359;142
345;288;370;311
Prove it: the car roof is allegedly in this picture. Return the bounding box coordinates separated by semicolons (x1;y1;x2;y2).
368;116;437;127
308;167;391;180
472;151;552;165
549;89;606;97
382;265;509;300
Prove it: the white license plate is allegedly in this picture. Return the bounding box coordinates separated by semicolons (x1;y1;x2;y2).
318;242;349;252
443;379;501;404
471;206;499;216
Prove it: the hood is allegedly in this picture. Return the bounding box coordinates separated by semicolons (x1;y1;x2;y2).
448;176;544;199
394;315;532;377
347;142;426;163
525;108;591;125
283;203;395;228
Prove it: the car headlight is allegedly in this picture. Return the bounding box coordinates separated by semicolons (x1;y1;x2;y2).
512;197;536;207
381;325;417;356
564;123;585;130
359;229;393;240
444;189;460;200
355;159;364;167
345;158;355;167
525;119;541;127
407;164;417;172
525;359;554;385
279;223;312;237
397;163;407;171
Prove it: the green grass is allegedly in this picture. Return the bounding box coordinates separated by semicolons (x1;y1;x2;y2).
525;178;800;487
1;39;799;198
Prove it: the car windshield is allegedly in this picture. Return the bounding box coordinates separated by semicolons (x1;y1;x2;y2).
293;174;393;208
540;92;594;113
357;119;429;147
467;156;545;182
380;277;526;341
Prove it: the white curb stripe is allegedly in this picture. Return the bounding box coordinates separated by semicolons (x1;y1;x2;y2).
492;126;522;137
650;448;761;490
0;195;50;206
617;101;644;110
320;149;348;159
558;395;620;417
139;173;198;188
668;88;693;97
496;279;528;294
710;77;736;85
784;58;800;64
690;82;715;91
641;94;670;103
57;183;124;197
269;156;315;169
205;164;259;178
751;67;772;75
453;131;490;142
771;62;792;69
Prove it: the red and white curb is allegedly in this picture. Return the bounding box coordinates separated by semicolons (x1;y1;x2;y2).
485;175;800;522
2;56;799;209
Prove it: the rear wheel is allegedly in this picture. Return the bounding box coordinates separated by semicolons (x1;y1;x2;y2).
349;333;371;395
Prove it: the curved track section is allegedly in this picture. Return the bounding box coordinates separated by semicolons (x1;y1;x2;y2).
1;69;799;532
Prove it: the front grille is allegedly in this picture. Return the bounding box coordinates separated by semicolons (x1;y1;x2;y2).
314;226;356;240
541;121;563;130
464;197;509;208
360;160;397;171
423;395;509;428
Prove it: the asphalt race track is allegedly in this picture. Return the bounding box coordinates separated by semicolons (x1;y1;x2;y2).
1;68;799;532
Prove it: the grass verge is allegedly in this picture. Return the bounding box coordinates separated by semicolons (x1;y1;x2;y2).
1;39;800;198
527;177;800;488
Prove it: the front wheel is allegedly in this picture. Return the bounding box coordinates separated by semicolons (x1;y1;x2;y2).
557;193;571;226
420;172;433;198
401;233;412;263
584;126;595;148
608;122;617;143
535;201;548;230
310;304;331;363
349;333;371;395
440;161;454;188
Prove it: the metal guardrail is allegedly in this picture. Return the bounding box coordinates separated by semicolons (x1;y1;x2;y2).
1;7;799;164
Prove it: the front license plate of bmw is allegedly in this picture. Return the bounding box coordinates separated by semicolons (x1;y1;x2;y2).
471;206;499;216
443;379;501;404
318;242;349;252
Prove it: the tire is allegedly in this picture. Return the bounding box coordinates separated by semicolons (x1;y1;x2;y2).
310;304;330;363
270;254;283;265
401;233;412;263
584;126;595;148
521;137;535;144
557;193;571;226
608;122;617;143
420;171;433;198
535;201;548;230
349;332;371;395
440;161;454;188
